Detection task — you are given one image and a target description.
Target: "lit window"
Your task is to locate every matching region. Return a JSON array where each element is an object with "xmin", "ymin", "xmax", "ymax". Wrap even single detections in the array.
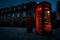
[
  {"xmin": 13, "ymin": 8, "xmax": 16, "ymax": 10},
  {"xmin": 23, "ymin": 12, "xmax": 26, "ymax": 17},
  {"xmin": 12, "ymin": 14, "xmax": 15, "ymax": 18},
  {"xmin": 17, "ymin": 13, "xmax": 20, "ymax": 17},
  {"xmin": 33, "ymin": 13, "xmax": 35, "ymax": 18},
  {"xmin": 7, "ymin": 14, "xmax": 10, "ymax": 19}
]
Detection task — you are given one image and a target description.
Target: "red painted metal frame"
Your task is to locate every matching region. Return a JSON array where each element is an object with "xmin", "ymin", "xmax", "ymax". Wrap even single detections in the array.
[
  {"xmin": 44, "ymin": 7, "xmax": 51, "ymax": 32},
  {"xmin": 36, "ymin": 6, "xmax": 42, "ymax": 35}
]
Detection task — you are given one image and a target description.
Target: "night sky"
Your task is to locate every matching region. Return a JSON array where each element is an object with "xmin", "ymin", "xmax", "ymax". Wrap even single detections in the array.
[{"xmin": 0, "ymin": 0, "xmax": 60, "ymax": 11}]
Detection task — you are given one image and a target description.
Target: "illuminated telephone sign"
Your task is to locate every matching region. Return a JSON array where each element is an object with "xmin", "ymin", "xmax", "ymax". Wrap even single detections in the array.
[
  {"xmin": 44, "ymin": 7, "xmax": 51, "ymax": 32},
  {"xmin": 36, "ymin": 5, "xmax": 42, "ymax": 35}
]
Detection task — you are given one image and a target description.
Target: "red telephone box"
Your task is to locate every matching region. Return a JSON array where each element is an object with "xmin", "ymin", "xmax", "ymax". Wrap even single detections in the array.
[
  {"xmin": 27, "ymin": 16, "xmax": 32, "ymax": 33},
  {"xmin": 36, "ymin": 2, "xmax": 52, "ymax": 36},
  {"xmin": 36, "ymin": 5, "xmax": 43, "ymax": 35}
]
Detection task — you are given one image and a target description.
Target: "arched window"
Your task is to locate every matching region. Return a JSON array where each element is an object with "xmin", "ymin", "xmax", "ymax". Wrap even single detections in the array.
[
  {"xmin": 17, "ymin": 13, "xmax": 20, "ymax": 17},
  {"xmin": 12, "ymin": 14, "xmax": 15, "ymax": 18},
  {"xmin": 23, "ymin": 12, "xmax": 26, "ymax": 17},
  {"xmin": 7, "ymin": 14, "xmax": 10, "ymax": 19}
]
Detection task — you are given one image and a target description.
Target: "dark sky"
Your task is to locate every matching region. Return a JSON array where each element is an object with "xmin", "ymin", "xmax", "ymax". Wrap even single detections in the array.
[{"xmin": 0, "ymin": 0, "xmax": 60, "ymax": 11}]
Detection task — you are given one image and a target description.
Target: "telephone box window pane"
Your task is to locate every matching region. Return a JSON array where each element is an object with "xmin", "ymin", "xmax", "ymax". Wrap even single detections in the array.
[
  {"xmin": 44, "ymin": 7, "xmax": 51, "ymax": 31},
  {"xmin": 36, "ymin": 6, "xmax": 42, "ymax": 35}
]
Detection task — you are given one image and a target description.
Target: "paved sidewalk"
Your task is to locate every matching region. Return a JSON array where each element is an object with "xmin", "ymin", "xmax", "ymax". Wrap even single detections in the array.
[{"xmin": 0, "ymin": 27, "xmax": 60, "ymax": 40}]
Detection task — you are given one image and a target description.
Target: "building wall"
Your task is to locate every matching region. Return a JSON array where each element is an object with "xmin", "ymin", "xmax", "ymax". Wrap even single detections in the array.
[
  {"xmin": 0, "ymin": 2, "xmax": 37, "ymax": 27},
  {"xmin": 57, "ymin": 1, "xmax": 60, "ymax": 20}
]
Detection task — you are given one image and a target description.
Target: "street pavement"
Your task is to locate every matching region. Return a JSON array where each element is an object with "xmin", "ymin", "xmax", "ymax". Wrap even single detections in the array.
[{"xmin": 0, "ymin": 27, "xmax": 60, "ymax": 40}]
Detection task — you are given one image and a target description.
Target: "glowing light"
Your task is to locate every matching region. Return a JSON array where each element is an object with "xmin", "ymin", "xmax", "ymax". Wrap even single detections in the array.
[
  {"xmin": 39, "ymin": 8, "xmax": 42, "ymax": 10},
  {"xmin": 47, "ymin": 11, "xmax": 50, "ymax": 14},
  {"xmin": 45, "ymin": 11, "xmax": 50, "ymax": 13},
  {"xmin": 39, "ymin": 7, "xmax": 42, "ymax": 12},
  {"xmin": 37, "ymin": 7, "xmax": 42, "ymax": 13}
]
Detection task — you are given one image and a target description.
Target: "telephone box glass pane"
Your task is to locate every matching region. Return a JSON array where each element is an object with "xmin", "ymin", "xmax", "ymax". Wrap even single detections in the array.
[
  {"xmin": 44, "ymin": 7, "xmax": 51, "ymax": 31},
  {"xmin": 36, "ymin": 6, "xmax": 42, "ymax": 35}
]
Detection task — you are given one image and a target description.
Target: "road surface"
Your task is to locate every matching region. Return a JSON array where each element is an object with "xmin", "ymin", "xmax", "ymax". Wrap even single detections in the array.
[{"xmin": 0, "ymin": 27, "xmax": 60, "ymax": 40}]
